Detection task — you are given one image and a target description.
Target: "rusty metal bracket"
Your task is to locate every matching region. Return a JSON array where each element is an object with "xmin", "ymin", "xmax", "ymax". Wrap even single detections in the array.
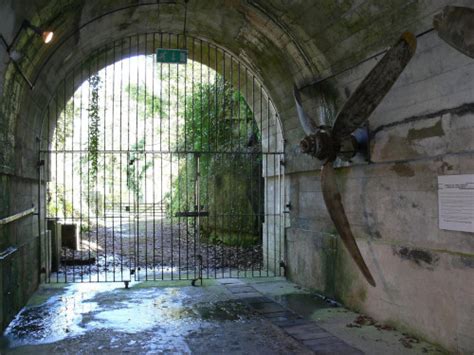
[
  {"xmin": 0, "ymin": 247, "xmax": 18, "ymax": 260},
  {"xmin": 0, "ymin": 207, "xmax": 36, "ymax": 225}
]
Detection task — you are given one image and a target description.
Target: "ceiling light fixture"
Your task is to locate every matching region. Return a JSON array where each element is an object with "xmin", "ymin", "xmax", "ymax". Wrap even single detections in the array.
[
  {"xmin": 0, "ymin": 20, "xmax": 55, "ymax": 89},
  {"xmin": 23, "ymin": 20, "xmax": 54, "ymax": 44}
]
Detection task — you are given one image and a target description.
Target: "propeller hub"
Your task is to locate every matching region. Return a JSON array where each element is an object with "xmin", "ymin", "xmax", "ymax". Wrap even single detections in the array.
[{"xmin": 300, "ymin": 129, "xmax": 338, "ymax": 161}]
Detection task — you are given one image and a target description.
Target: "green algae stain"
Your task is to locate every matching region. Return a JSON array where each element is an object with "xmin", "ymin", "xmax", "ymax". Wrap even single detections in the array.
[
  {"xmin": 407, "ymin": 119, "xmax": 445, "ymax": 142},
  {"xmin": 26, "ymin": 284, "xmax": 68, "ymax": 307},
  {"xmin": 391, "ymin": 163, "xmax": 415, "ymax": 177}
]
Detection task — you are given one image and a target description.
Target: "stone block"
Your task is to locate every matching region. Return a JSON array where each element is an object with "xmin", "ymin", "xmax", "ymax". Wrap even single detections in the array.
[
  {"xmin": 47, "ymin": 219, "xmax": 61, "ymax": 272},
  {"xmin": 40, "ymin": 230, "xmax": 52, "ymax": 276},
  {"xmin": 61, "ymin": 224, "xmax": 79, "ymax": 250}
]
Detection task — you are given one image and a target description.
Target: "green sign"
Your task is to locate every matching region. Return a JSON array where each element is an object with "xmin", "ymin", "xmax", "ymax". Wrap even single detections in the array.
[{"xmin": 156, "ymin": 48, "xmax": 188, "ymax": 64}]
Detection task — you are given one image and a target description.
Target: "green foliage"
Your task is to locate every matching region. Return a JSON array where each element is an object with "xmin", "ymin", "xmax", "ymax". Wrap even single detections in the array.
[
  {"xmin": 126, "ymin": 83, "xmax": 169, "ymax": 121},
  {"xmin": 126, "ymin": 138, "xmax": 152, "ymax": 201},
  {"xmin": 87, "ymin": 74, "xmax": 101, "ymax": 185},
  {"xmin": 55, "ymin": 100, "xmax": 76, "ymax": 149},
  {"xmin": 176, "ymin": 81, "xmax": 255, "ymax": 153},
  {"xmin": 47, "ymin": 184, "xmax": 78, "ymax": 218},
  {"xmin": 168, "ymin": 78, "xmax": 263, "ymax": 243}
]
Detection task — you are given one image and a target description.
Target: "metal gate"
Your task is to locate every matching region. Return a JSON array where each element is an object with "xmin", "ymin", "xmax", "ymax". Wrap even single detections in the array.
[{"xmin": 39, "ymin": 33, "xmax": 285, "ymax": 283}]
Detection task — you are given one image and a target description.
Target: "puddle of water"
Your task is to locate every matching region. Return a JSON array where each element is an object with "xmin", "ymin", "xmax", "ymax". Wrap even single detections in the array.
[
  {"xmin": 272, "ymin": 293, "xmax": 333, "ymax": 317},
  {"xmin": 85, "ymin": 289, "xmax": 193, "ymax": 333},
  {"xmin": 2, "ymin": 282, "xmax": 253, "ymax": 351},
  {"xmin": 2, "ymin": 283, "xmax": 122, "ymax": 348},
  {"xmin": 87, "ymin": 288, "xmax": 251, "ymax": 333},
  {"xmin": 191, "ymin": 301, "xmax": 251, "ymax": 322}
]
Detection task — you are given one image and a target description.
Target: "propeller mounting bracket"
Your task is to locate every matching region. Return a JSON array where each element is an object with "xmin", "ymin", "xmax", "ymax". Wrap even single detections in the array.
[
  {"xmin": 300, "ymin": 129, "xmax": 339, "ymax": 161},
  {"xmin": 339, "ymin": 127, "xmax": 370, "ymax": 162}
]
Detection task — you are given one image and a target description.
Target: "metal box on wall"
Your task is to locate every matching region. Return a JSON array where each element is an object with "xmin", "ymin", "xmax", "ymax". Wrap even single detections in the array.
[{"xmin": 61, "ymin": 224, "xmax": 79, "ymax": 251}]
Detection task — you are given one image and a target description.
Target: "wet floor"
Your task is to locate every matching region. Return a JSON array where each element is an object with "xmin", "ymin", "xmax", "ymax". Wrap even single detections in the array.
[
  {"xmin": 0, "ymin": 280, "xmax": 309, "ymax": 354},
  {"xmin": 0, "ymin": 278, "xmax": 446, "ymax": 354}
]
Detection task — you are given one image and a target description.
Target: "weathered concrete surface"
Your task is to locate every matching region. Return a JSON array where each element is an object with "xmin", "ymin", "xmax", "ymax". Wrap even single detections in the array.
[
  {"xmin": 0, "ymin": 280, "xmax": 308, "ymax": 354},
  {"xmin": 0, "ymin": 0, "xmax": 473, "ymax": 353},
  {"xmin": 1, "ymin": 278, "xmax": 445, "ymax": 354}
]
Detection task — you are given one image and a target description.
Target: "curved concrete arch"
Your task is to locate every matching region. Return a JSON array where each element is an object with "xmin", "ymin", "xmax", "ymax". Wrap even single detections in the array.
[
  {"xmin": 26, "ymin": 1, "xmax": 321, "ymax": 113},
  {"xmin": 4, "ymin": 3, "xmax": 473, "ymax": 352},
  {"xmin": 39, "ymin": 32, "xmax": 285, "ymax": 157},
  {"xmin": 5, "ymin": 1, "xmax": 323, "ymax": 180}
]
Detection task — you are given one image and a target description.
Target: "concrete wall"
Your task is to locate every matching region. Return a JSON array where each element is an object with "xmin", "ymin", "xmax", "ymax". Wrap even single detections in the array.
[
  {"xmin": 0, "ymin": 1, "xmax": 44, "ymax": 331},
  {"xmin": 0, "ymin": 0, "xmax": 473, "ymax": 353},
  {"xmin": 282, "ymin": 2, "xmax": 474, "ymax": 353}
]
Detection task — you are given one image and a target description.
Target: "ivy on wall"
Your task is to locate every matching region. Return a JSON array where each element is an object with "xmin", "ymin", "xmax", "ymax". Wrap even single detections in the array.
[{"xmin": 87, "ymin": 74, "xmax": 101, "ymax": 185}]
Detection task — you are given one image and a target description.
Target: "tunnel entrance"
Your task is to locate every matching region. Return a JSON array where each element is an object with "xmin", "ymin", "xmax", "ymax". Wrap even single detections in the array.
[{"xmin": 38, "ymin": 34, "xmax": 285, "ymax": 283}]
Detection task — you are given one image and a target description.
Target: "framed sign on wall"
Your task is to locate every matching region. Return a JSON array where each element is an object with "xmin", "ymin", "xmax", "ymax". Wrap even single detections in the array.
[{"xmin": 438, "ymin": 174, "xmax": 474, "ymax": 233}]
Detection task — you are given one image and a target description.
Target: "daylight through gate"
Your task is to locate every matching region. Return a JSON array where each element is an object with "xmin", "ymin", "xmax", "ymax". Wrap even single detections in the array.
[{"xmin": 39, "ymin": 33, "xmax": 285, "ymax": 283}]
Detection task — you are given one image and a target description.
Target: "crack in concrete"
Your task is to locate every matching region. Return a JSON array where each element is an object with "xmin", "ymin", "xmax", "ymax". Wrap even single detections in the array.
[{"xmin": 371, "ymin": 102, "xmax": 474, "ymax": 137}]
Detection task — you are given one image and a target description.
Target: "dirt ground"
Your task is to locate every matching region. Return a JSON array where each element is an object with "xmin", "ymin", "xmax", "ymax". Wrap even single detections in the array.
[{"xmin": 57, "ymin": 218, "xmax": 264, "ymax": 281}]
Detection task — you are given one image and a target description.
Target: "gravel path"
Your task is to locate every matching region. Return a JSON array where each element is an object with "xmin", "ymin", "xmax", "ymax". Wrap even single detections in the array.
[{"xmin": 58, "ymin": 218, "xmax": 264, "ymax": 280}]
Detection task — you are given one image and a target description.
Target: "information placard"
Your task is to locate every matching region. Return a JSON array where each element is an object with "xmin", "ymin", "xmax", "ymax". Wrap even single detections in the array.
[
  {"xmin": 156, "ymin": 48, "xmax": 188, "ymax": 64},
  {"xmin": 438, "ymin": 174, "xmax": 474, "ymax": 233}
]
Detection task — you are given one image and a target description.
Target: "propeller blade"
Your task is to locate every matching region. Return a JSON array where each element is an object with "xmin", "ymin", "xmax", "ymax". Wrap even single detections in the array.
[
  {"xmin": 321, "ymin": 163, "xmax": 376, "ymax": 286},
  {"xmin": 434, "ymin": 6, "xmax": 474, "ymax": 59},
  {"xmin": 332, "ymin": 32, "xmax": 417, "ymax": 142},
  {"xmin": 293, "ymin": 85, "xmax": 319, "ymax": 135}
]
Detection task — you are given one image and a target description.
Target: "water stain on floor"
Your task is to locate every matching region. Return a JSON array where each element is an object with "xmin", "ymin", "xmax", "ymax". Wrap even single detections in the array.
[
  {"xmin": 0, "ymin": 282, "xmax": 309, "ymax": 354},
  {"xmin": 272, "ymin": 293, "xmax": 335, "ymax": 316}
]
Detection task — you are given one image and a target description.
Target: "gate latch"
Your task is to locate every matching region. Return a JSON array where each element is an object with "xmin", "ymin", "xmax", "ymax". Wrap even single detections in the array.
[{"xmin": 175, "ymin": 211, "xmax": 209, "ymax": 217}]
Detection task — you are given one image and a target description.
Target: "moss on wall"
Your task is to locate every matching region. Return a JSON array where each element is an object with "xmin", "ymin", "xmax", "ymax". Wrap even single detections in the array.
[
  {"xmin": 168, "ymin": 79, "xmax": 264, "ymax": 247},
  {"xmin": 201, "ymin": 157, "xmax": 264, "ymax": 247}
]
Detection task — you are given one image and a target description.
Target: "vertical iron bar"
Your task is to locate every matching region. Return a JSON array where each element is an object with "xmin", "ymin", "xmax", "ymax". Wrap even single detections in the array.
[
  {"xmin": 244, "ymin": 66, "xmax": 249, "ymax": 279},
  {"xmin": 111, "ymin": 40, "xmax": 116, "ymax": 282},
  {"xmin": 214, "ymin": 45, "xmax": 218, "ymax": 279},
  {"xmin": 87, "ymin": 52, "xmax": 92, "ymax": 282},
  {"xmin": 62, "ymin": 74, "xmax": 67, "ymax": 282},
  {"xmin": 271, "ymin": 98, "xmax": 276, "ymax": 275},
  {"xmin": 251, "ymin": 75, "xmax": 255, "ymax": 278},
  {"xmin": 237, "ymin": 59, "xmax": 241, "ymax": 277},
  {"xmin": 144, "ymin": 33, "xmax": 149, "ymax": 281},
  {"xmin": 221, "ymin": 48, "xmax": 226, "ymax": 278},
  {"xmin": 168, "ymin": 32, "xmax": 174, "ymax": 281},
  {"xmin": 135, "ymin": 34, "xmax": 140, "ymax": 281},
  {"xmin": 257, "ymin": 78, "xmax": 262, "ymax": 277},
  {"xmin": 79, "ymin": 59, "xmax": 84, "ymax": 283},
  {"xmin": 95, "ymin": 49, "xmax": 100, "ymax": 283},
  {"xmin": 229, "ymin": 53, "xmax": 234, "ymax": 278},
  {"xmin": 152, "ymin": 33, "xmax": 157, "ymax": 281},
  {"xmin": 177, "ymin": 33, "xmax": 182, "ymax": 280},
  {"xmin": 71, "ymin": 68, "xmax": 76, "ymax": 282},
  {"xmin": 119, "ymin": 38, "xmax": 124, "ymax": 282},
  {"xmin": 265, "ymin": 87, "xmax": 269, "ymax": 276},
  {"xmin": 103, "ymin": 44, "xmax": 108, "ymax": 282},
  {"xmin": 199, "ymin": 40, "xmax": 204, "ymax": 281},
  {"xmin": 159, "ymin": 33, "xmax": 164, "ymax": 281},
  {"xmin": 45, "ymin": 106, "xmax": 50, "ymax": 283},
  {"xmin": 191, "ymin": 37, "xmax": 196, "ymax": 280},
  {"xmin": 205, "ymin": 40, "xmax": 211, "ymax": 279},
  {"xmin": 183, "ymin": 35, "xmax": 188, "ymax": 280},
  {"xmin": 127, "ymin": 36, "xmax": 132, "ymax": 281}
]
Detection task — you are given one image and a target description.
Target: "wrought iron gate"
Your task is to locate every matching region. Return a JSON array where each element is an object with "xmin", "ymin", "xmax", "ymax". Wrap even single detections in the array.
[{"xmin": 39, "ymin": 33, "xmax": 285, "ymax": 283}]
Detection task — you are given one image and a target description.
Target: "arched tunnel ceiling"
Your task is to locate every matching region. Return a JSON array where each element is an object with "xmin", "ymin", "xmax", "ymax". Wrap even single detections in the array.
[
  {"xmin": 1, "ymin": 0, "xmax": 429, "ymax": 177},
  {"xmin": 7, "ymin": 0, "xmax": 423, "ymax": 106}
]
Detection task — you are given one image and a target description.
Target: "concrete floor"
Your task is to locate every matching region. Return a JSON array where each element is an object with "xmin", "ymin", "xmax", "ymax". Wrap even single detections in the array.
[{"xmin": 0, "ymin": 278, "xmax": 446, "ymax": 354}]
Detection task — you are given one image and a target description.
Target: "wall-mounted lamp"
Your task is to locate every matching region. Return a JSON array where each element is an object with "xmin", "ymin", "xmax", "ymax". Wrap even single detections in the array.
[
  {"xmin": 0, "ymin": 20, "xmax": 55, "ymax": 89},
  {"xmin": 23, "ymin": 20, "xmax": 54, "ymax": 45}
]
